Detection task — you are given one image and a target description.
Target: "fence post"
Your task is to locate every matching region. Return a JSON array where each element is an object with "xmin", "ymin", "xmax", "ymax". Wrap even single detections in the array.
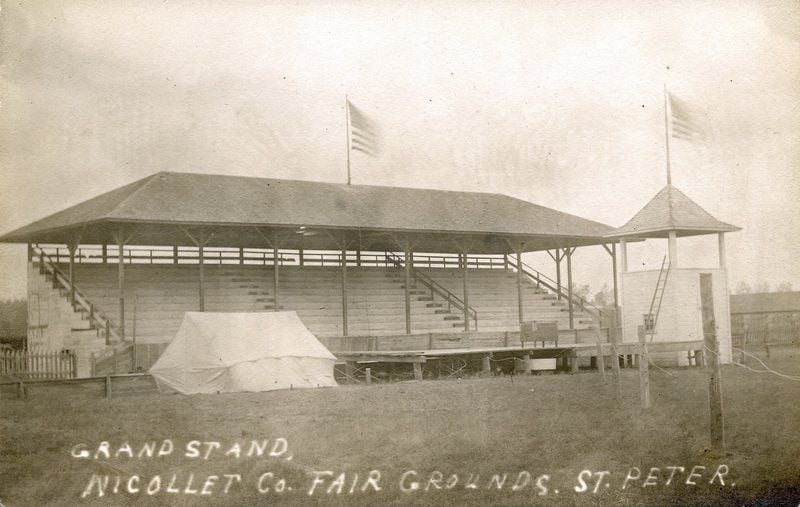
[
  {"xmin": 18, "ymin": 380, "xmax": 25, "ymax": 399},
  {"xmin": 71, "ymin": 352, "xmax": 78, "ymax": 378},
  {"xmin": 105, "ymin": 375, "xmax": 112, "ymax": 399}
]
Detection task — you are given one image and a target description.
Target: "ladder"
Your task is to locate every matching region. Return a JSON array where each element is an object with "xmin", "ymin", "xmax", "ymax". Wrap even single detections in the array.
[{"xmin": 647, "ymin": 256, "xmax": 671, "ymax": 343}]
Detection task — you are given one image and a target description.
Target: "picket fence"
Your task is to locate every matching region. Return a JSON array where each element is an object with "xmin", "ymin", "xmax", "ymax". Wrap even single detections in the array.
[{"xmin": 0, "ymin": 349, "xmax": 77, "ymax": 379}]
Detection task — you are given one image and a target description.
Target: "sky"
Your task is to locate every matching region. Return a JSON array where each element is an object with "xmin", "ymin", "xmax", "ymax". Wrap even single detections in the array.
[{"xmin": 0, "ymin": 0, "xmax": 798, "ymax": 300}]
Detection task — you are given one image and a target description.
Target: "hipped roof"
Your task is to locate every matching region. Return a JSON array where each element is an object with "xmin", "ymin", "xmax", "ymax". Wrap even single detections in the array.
[
  {"xmin": 606, "ymin": 184, "xmax": 740, "ymax": 239},
  {"xmin": 0, "ymin": 171, "xmax": 615, "ymax": 254}
]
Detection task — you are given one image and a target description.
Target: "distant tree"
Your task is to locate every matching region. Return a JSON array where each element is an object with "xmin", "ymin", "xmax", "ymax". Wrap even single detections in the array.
[
  {"xmin": 570, "ymin": 283, "xmax": 591, "ymax": 301},
  {"xmin": 753, "ymin": 282, "xmax": 771, "ymax": 293},
  {"xmin": 735, "ymin": 281, "xmax": 752, "ymax": 294},
  {"xmin": 592, "ymin": 283, "xmax": 614, "ymax": 308},
  {"xmin": 775, "ymin": 282, "xmax": 793, "ymax": 292},
  {"xmin": 0, "ymin": 299, "xmax": 27, "ymax": 344}
]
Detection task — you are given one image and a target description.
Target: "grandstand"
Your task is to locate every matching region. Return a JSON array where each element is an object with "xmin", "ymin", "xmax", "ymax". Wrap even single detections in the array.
[{"xmin": 2, "ymin": 171, "xmax": 617, "ymax": 377}]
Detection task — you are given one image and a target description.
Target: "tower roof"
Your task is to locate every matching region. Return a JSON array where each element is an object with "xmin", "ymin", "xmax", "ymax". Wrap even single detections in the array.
[{"xmin": 606, "ymin": 184, "xmax": 740, "ymax": 239}]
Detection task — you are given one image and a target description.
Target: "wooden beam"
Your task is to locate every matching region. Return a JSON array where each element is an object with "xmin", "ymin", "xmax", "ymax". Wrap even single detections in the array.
[
  {"xmin": 668, "ymin": 230, "xmax": 678, "ymax": 267},
  {"xmin": 516, "ymin": 249, "xmax": 524, "ymax": 325},
  {"xmin": 565, "ymin": 247, "xmax": 574, "ymax": 329},
  {"xmin": 638, "ymin": 325, "xmax": 651, "ymax": 408},
  {"xmin": 113, "ymin": 232, "xmax": 126, "ymax": 341},
  {"xmin": 463, "ymin": 253, "xmax": 470, "ymax": 331},
  {"xmin": 700, "ymin": 272, "xmax": 725, "ymax": 453},
  {"xmin": 555, "ymin": 249, "xmax": 562, "ymax": 300},
  {"xmin": 198, "ymin": 244, "xmax": 205, "ymax": 311},
  {"xmin": 404, "ymin": 243, "xmax": 412, "ymax": 334},
  {"xmin": 67, "ymin": 241, "xmax": 77, "ymax": 306},
  {"xmin": 341, "ymin": 247, "xmax": 348, "ymax": 336},
  {"xmin": 273, "ymin": 243, "xmax": 280, "ymax": 311},
  {"xmin": 718, "ymin": 233, "xmax": 726, "ymax": 269},
  {"xmin": 611, "ymin": 243, "xmax": 619, "ymax": 311}
]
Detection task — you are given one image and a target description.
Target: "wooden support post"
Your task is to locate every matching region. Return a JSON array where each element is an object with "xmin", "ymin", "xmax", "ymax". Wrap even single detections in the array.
[
  {"xmin": 718, "ymin": 233, "xmax": 726, "ymax": 269},
  {"xmin": 341, "ymin": 248, "xmax": 348, "ymax": 337},
  {"xmin": 299, "ymin": 248, "xmax": 304, "ymax": 266},
  {"xmin": 700, "ymin": 272, "xmax": 725, "ymax": 453},
  {"xmin": 516, "ymin": 250, "xmax": 524, "ymax": 325},
  {"xmin": 105, "ymin": 375, "xmax": 112, "ymax": 399},
  {"xmin": 172, "ymin": 245, "xmax": 178, "ymax": 264},
  {"xmin": 412, "ymin": 361, "xmax": 423, "ymax": 381},
  {"xmin": 609, "ymin": 315, "xmax": 621, "ymax": 387},
  {"xmin": 365, "ymin": 367, "xmax": 371, "ymax": 385},
  {"xmin": 522, "ymin": 353, "xmax": 531, "ymax": 375},
  {"xmin": 482, "ymin": 354, "xmax": 491, "ymax": 375},
  {"xmin": 566, "ymin": 248, "xmax": 574, "ymax": 329},
  {"xmin": 356, "ymin": 250, "xmax": 361, "ymax": 267},
  {"xmin": 101, "ymin": 244, "xmax": 108, "ymax": 264},
  {"xmin": 404, "ymin": 245, "xmax": 412, "ymax": 334},
  {"xmin": 67, "ymin": 242, "xmax": 77, "ymax": 307},
  {"xmin": 116, "ymin": 235, "xmax": 125, "ymax": 341},
  {"xmin": 638, "ymin": 325, "xmax": 651, "ymax": 408},
  {"xmin": 668, "ymin": 230, "xmax": 678, "ymax": 267},
  {"xmin": 503, "ymin": 253, "xmax": 509, "ymax": 270},
  {"xmin": 17, "ymin": 380, "xmax": 24, "ymax": 399},
  {"xmin": 345, "ymin": 361, "xmax": 356, "ymax": 382},
  {"xmin": 463, "ymin": 253, "xmax": 470, "ymax": 331},
  {"xmin": 273, "ymin": 244, "xmax": 280, "ymax": 311},
  {"xmin": 570, "ymin": 349, "xmax": 579, "ymax": 374},
  {"xmin": 611, "ymin": 243, "xmax": 619, "ymax": 311},
  {"xmin": 555, "ymin": 249, "xmax": 562, "ymax": 300},
  {"xmin": 595, "ymin": 329, "xmax": 605, "ymax": 378},
  {"xmin": 198, "ymin": 244, "xmax": 205, "ymax": 312}
]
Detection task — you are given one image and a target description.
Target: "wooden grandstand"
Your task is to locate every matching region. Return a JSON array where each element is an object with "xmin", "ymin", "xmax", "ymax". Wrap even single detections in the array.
[{"xmin": 3, "ymin": 171, "xmax": 627, "ymax": 378}]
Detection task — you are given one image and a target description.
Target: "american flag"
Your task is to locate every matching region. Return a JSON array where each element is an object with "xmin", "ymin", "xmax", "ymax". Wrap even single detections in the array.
[
  {"xmin": 347, "ymin": 100, "xmax": 381, "ymax": 156},
  {"xmin": 668, "ymin": 93, "xmax": 703, "ymax": 141}
]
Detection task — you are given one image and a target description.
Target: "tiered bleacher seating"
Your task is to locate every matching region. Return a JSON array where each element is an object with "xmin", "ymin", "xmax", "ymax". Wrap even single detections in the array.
[
  {"xmin": 73, "ymin": 264, "xmax": 460, "ymax": 342},
  {"xmin": 71, "ymin": 264, "xmax": 594, "ymax": 344},
  {"xmin": 421, "ymin": 268, "xmax": 595, "ymax": 332}
]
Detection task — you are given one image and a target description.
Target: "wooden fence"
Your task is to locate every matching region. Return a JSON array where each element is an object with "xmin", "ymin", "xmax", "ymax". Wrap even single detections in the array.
[
  {"xmin": 0, "ymin": 349, "xmax": 77, "ymax": 379},
  {"xmin": 91, "ymin": 343, "xmax": 169, "ymax": 376},
  {"xmin": 732, "ymin": 323, "xmax": 799, "ymax": 348}
]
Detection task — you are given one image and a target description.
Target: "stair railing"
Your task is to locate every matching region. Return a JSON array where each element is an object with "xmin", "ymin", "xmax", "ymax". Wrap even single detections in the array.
[
  {"xmin": 385, "ymin": 252, "xmax": 478, "ymax": 331},
  {"xmin": 32, "ymin": 244, "xmax": 123, "ymax": 345},
  {"xmin": 506, "ymin": 256, "xmax": 608, "ymax": 322}
]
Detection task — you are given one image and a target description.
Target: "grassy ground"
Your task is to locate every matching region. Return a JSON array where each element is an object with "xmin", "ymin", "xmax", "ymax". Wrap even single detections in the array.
[{"xmin": 1, "ymin": 347, "xmax": 799, "ymax": 507}]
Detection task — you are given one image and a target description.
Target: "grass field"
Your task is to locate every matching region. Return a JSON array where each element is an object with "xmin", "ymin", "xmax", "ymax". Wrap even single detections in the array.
[{"xmin": 1, "ymin": 346, "xmax": 799, "ymax": 507}]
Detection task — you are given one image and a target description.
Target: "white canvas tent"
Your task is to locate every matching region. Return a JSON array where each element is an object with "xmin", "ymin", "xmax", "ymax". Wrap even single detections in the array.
[{"xmin": 149, "ymin": 311, "xmax": 337, "ymax": 394}]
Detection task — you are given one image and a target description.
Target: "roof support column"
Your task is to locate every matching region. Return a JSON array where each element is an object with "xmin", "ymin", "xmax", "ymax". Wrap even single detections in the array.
[
  {"xmin": 181, "ymin": 227, "xmax": 214, "ymax": 312},
  {"xmin": 404, "ymin": 245, "xmax": 412, "ymax": 334},
  {"xmin": 66, "ymin": 237, "xmax": 80, "ymax": 307},
  {"xmin": 516, "ymin": 250, "xmax": 524, "ymax": 325},
  {"xmin": 620, "ymin": 239, "xmax": 628, "ymax": 274},
  {"xmin": 668, "ymin": 231, "xmax": 678, "ymax": 268},
  {"xmin": 565, "ymin": 247, "xmax": 575, "ymax": 330},
  {"xmin": 273, "ymin": 244, "xmax": 280, "ymax": 311},
  {"xmin": 602, "ymin": 242, "xmax": 620, "ymax": 322},
  {"xmin": 462, "ymin": 253, "xmax": 470, "ymax": 331},
  {"xmin": 341, "ymin": 247, "xmax": 348, "ymax": 336},
  {"xmin": 555, "ymin": 249, "xmax": 563, "ymax": 300},
  {"xmin": 111, "ymin": 228, "xmax": 135, "ymax": 341},
  {"xmin": 718, "ymin": 233, "xmax": 726, "ymax": 270},
  {"xmin": 254, "ymin": 228, "xmax": 291, "ymax": 313}
]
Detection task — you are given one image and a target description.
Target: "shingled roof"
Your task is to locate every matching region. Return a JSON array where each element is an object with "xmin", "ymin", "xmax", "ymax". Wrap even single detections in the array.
[
  {"xmin": 0, "ymin": 172, "xmax": 615, "ymax": 253},
  {"xmin": 605, "ymin": 184, "xmax": 740, "ymax": 239}
]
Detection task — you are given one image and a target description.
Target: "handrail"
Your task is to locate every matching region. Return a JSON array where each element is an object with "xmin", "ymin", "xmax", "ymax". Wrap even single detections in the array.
[
  {"xmin": 385, "ymin": 252, "xmax": 478, "ymax": 331},
  {"xmin": 32, "ymin": 245, "xmax": 123, "ymax": 345},
  {"xmin": 507, "ymin": 256, "xmax": 607, "ymax": 321}
]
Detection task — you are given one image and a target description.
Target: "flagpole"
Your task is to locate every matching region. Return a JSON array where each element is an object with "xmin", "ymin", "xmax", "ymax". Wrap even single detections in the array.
[
  {"xmin": 664, "ymin": 84, "xmax": 672, "ymax": 185},
  {"xmin": 345, "ymin": 95, "xmax": 352, "ymax": 185}
]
